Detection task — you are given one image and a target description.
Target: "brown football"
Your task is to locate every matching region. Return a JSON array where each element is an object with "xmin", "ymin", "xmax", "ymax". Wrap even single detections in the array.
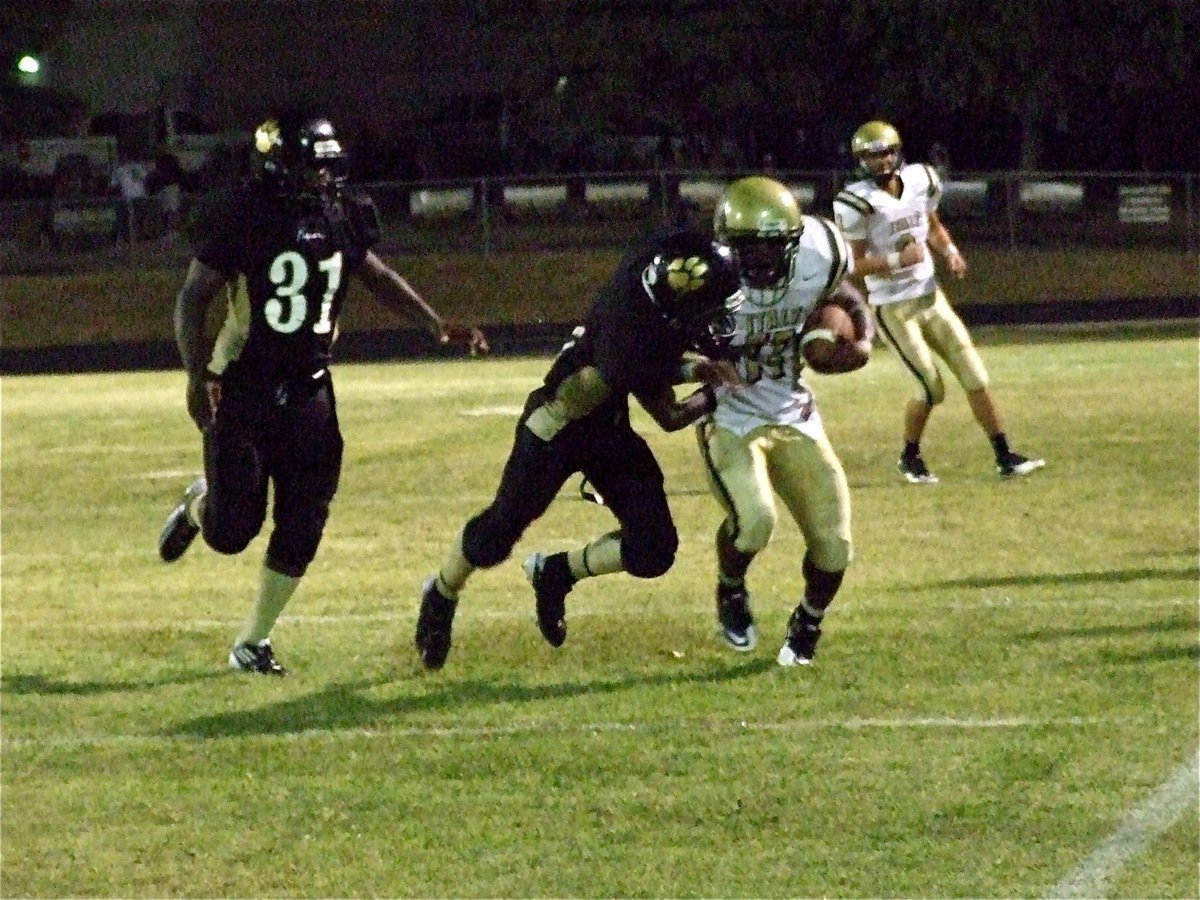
[{"xmin": 800, "ymin": 303, "xmax": 857, "ymax": 372}]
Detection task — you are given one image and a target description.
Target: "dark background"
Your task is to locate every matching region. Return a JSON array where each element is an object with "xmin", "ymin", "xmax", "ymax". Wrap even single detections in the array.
[{"xmin": 2, "ymin": 0, "xmax": 1198, "ymax": 181}]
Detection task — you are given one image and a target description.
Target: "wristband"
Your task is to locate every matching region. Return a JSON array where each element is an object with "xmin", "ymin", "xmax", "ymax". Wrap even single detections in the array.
[
  {"xmin": 943, "ymin": 243, "xmax": 960, "ymax": 259},
  {"xmin": 885, "ymin": 251, "xmax": 902, "ymax": 271},
  {"xmin": 800, "ymin": 328, "xmax": 837, "ymax": 347}
]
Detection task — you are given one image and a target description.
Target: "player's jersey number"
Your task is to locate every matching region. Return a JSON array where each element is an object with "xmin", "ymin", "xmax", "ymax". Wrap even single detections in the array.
[
  {"xmin": 264, "ymin": 250, "xmax": 343, "ymax": 335},
  {"xmin": 739, "ymin": 330, "xmax": 801, "ymax": 384}
]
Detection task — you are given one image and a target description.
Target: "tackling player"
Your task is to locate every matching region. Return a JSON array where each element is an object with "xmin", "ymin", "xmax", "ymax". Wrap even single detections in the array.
[
  {"xmin": 834, "ymin": 120, "xmax": 1044, "ymax": 483},
  {"xmin": 157, "ymin": 111, "xmax": 487, "ymax": 675},
  {"xmin": 702, "ymin": 176, "xmax": 896, "ymax": 666},
  {"xmin": 416, "ymin": 229, "xmax": 745, "ymax": 670}
]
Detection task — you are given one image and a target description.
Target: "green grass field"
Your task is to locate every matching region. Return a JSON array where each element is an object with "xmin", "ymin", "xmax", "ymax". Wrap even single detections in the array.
[{"xmin": 2, "ymin": 328, "xmax": 1197, "ymax": 898}]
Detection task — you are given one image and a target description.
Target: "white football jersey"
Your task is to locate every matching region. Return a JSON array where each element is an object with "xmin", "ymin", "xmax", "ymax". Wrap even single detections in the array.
[
  {"xmin": 713, "ymin": 214, "xmax": 852, "ymax": 438},
  {"xmin": 834, "ymin": 162, "xmax": 942, "ymax": 306}
]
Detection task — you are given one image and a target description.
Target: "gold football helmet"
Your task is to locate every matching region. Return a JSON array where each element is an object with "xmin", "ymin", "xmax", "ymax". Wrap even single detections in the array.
[
  {"xmin": 851, "ymin": 120, "xmax": 903, "ymax": 184},
  {"xmin": 713, "ymin": 176, "xmax": 804, "ymax": 305}
]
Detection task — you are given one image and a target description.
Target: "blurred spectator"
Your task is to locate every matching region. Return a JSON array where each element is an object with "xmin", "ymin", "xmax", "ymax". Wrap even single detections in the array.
[
  {"xmin": 110, "ymin": 159, "xmax": 148, "ymax": 242},
  {"xmin": 146, "ymin": 151, "xmax": 187, "ymax": 242}
]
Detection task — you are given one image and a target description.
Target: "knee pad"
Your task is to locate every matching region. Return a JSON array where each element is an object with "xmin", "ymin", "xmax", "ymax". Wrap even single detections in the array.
[
  {"xmin": 733, "ymin": 507, "xmax": 776, "ymax": 555},
  {"xmin": 916, "ymin": 374, "xmax": 946, "ymax": 406},
  {"xmin": 621, "ymin": 526, "xmax": 678, "ymax": 579},
  {"xmin": 203, "ymin": 523, "xmax": 256, "ymax": 557},
  {"xmin": 461, "ymin": 508, "xmax": 521, "ymax": 569},
  {"xmin": 265, "ymin": 513, "xmax": 327, "ymax": 578},
  {"xmin": 807, "ymin": 535, "xmax": 852, "ymax": 574}
]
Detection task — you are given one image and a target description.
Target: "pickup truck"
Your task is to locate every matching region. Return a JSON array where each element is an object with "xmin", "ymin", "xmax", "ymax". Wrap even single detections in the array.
[
  {"xmin": 89, "ymin": 107, "xmax": 247, "ymax": 176},
  {"xmin": 2, "ymin": 134, "xmax": 117, "ymax": 182},
  {"xmin": 1, "ymin": 107, "xmax": 245, "ymax": 195}
]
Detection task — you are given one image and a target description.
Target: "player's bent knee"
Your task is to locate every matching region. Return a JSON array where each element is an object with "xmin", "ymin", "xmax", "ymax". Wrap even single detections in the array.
[
  {"xmin": 203, "ymin": 526, "xmax": 256, "ymax": 557},
  {"xmin": 461, "ymin": 509, "xmax": 520, "ymax": 569},
  {"xmin": 735, "ymin": 510, "xmax": 776, "ymax": 555},
  {"xmin": 622, "ymin": 530, "xmax": 678, "ymax": 579},
  {"xmin": 809, "ymin": 537, "xmax": 852, "ymax": 573},
  {"xmin": 264, "ymin": 552, "xmax": 307, "ymax": 579},
  {"xmin": 266, "ymin": 526, "xmax": 323, "ymax": 576}
]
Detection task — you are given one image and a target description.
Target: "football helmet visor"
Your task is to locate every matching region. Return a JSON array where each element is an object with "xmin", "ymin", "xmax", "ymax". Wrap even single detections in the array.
[
  {"xmin": 851, "ymin": 120, "xmax": 903, "ymax": 184},
  {"xmin": 641, "ymin": 232, "xmax": 744, "ymax": 340},
  {"xmin": 254, "ymin": 112, "xmax": 348, "ymax": 203},
  {"xmin": 713, "ymin": 176, "xmax": 804, "ymax": 305}
]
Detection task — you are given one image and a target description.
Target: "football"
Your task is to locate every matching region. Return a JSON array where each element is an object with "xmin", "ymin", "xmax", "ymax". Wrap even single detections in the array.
[{"xmin": 800, "ymin": 303, "xmax": 857, "ymax": 373}]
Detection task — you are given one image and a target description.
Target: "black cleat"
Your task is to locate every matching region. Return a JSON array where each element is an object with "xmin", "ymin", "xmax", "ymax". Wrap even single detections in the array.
[
  {"xmin": 158, "ymin": 477, "xmax": 206, "ymax": 562},
  {"xmin": 777, "ymin": 606, "xmax": 823, "ymax": 667},
  {"xmin": 229, "ymin": 639, "xmax": 288, "ymax": 676},
  {"xmin": 897, "ymin": 454, "xmax": 938, "ymax": 484},
  {"xmin": 997, "ymin": 451, "xmax": 1045, "ymax": 478},
  {"xmin": 716, "ymin": 582, "xmax": 756, "ymax": 651},
  {"xmin": 522, "ymin": 552, "xmax": 573, "ymax": 647},
  {"xmin": 415, "ymin": 577, "xmax": 458, "ymax": 670}
]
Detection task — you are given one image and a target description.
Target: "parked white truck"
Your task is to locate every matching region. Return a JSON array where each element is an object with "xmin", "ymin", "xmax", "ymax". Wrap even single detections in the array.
[{"xmin": 2, "ymin": 106, "xmax": 244, "ymax": 195}]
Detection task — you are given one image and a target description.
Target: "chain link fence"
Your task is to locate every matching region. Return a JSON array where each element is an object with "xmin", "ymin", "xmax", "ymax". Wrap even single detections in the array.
[{"xmin": 2, "ymin": 170, "xmax": 1197, "ymax": 276}]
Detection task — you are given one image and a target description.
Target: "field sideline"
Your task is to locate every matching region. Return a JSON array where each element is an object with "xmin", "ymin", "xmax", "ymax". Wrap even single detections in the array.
[{"xmin": 2, "ymin": 330, "xmax": 1197, "ymax": 897}]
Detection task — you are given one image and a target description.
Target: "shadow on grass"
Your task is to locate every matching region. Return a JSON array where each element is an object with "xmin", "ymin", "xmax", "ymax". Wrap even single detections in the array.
[
  {"xmin": 918, "ymin": 565, "xmax": 1200, "ymax": 590},
  {"xmin": 1015, "ymin": 614, "xmax": 1197, "ymax": 642},
  {"xmin": 1101, "ymin": 643, "xmax": 1200, "ymax": 664},
  {"xmin": 164, "ymin": 656, "xmax": 777, "ymax": 740},
  {"xmin": 1, "ymin": 669, "xmax": 224, "ymax": 696}
]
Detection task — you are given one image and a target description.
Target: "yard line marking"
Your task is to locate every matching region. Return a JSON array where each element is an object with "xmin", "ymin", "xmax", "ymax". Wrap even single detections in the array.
[
  {"xmin": 2, "ymin": 714, "xmax": 1124, "ymax": 751},
  {"xmin": 1045, "ymin": 753, "xmax": 1200, "ymax": 899},
  {"xmin": 6, "ymin": 595, "xmax": 1189, "ymax": 632}
]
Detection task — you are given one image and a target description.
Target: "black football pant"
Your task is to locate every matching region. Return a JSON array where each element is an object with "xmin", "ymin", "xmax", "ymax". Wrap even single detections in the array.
[
  {"xmin": 200, "ymin": 381, "xmax": 344, "ymax": 578},
  {"xmin": 462, "ymin": 399, "xmax": 678, "ymax": 579}
]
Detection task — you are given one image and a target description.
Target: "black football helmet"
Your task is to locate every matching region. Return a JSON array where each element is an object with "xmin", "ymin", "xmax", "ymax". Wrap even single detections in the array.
[
  {"xmin": 641, "ymin": 231, "xmax": 744, "ymax": 339},
  {"xmin": 253, "ymin": 112, "xmax": 348, "ymax": 203}
]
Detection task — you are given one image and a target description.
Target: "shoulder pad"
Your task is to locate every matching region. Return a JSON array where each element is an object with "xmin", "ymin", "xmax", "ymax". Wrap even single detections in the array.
[{"xmin": 833, "ymin": 188, "xmax": 874, "ymax": 217}]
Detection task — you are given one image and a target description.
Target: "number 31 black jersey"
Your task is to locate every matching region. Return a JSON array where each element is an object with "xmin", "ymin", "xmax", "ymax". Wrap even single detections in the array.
[{"xmin": 190, "ymin": 180, "xmax": 381, "ymax": 391}]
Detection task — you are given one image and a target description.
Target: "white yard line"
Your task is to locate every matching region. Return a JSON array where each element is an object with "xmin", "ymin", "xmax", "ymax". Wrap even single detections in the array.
[
  {"xmin": 2, "ymin": 713, "xmax": 1118, "ymax": 751},
  {"xmin": 1045, "ymin": 753, "xmax": 1200, "ymax": 899},
  {"xmin": 3, "ymin": 595, "xmax": 1188, "ymax": 633}
]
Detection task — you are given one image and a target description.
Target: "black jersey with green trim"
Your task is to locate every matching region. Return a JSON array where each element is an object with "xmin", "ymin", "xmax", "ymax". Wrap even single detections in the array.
[
  {"xmin": 190, "ymin": 181, "xmax": 381, "ymax": 389},
  {"xmin": 539, "ymin": 229, "xmax": 701, "ymax": 430}
]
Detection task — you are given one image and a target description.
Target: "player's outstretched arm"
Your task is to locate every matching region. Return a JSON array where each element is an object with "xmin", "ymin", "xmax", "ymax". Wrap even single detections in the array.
[
  {"xmin": 358, "ymin": 251, "xmax": 489, "ymax": 355},
  {"xmin": 174, "ymin": 258, "xmax": 227, "ymax": 429},
  {"xmin": 635, "ymin": 382, "xmax": 718, "ymax": 433}
]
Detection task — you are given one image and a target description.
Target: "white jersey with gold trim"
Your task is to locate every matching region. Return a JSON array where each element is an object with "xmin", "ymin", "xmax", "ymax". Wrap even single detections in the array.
[
  {"xmin": 834, "ymin": 162, "xmax": 942, "ymax": 306},
  {"xmin": 712, "ymin": 214, "xmax": 852, "ymax": 438}
]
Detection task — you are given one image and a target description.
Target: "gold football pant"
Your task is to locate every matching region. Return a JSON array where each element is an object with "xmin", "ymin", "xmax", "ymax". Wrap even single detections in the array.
[
  {"xmin": 874, "ymin": 288, "xmax": 989, "ymax": 405},
  {"xmin": 698, "ymin": 420, "xmax": 852, "ymax": 573}
]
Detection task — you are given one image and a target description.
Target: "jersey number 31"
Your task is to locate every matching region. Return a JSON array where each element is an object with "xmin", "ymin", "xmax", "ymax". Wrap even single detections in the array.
[{"xmin": 265, "ymin": 250, "xmax": 342, "ymax": 335}]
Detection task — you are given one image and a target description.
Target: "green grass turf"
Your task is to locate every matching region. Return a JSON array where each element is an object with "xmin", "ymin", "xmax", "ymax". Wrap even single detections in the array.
[{"xmin": 1, "ymin": 329, "xmax": 1197, "ymax": 897}]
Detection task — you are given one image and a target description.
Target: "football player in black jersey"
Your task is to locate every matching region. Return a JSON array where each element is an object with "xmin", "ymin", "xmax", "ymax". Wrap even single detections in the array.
[
  {"xmin": 157, "ymin": 112, "xmax": 487, "ymax": 676},
  {"xmin": 415, "ymin": 230, "xmax": 746, "ymax": 670}
]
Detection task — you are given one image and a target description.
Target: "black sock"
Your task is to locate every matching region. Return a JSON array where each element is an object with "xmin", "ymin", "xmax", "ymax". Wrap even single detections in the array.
[
  {"xmin": 990, "ymin": 432, "xmax": 1010, "ymax": 460},
  {"xmin": 902, "ymin": 441, "xmax": 921, "ymax": 460},
  {"xmin": 547, "ymin": 552, "xmax": 576, "ymax": 590}
]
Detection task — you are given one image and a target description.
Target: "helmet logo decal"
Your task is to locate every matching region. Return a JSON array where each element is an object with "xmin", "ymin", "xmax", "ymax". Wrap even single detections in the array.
[
  {"xmin": 666, "ymin": 255, "xmax": 710, "ymax": 294},
  {"xmin": 255, "ymin": 120, "xmax": 281, "ymax": 154}
]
